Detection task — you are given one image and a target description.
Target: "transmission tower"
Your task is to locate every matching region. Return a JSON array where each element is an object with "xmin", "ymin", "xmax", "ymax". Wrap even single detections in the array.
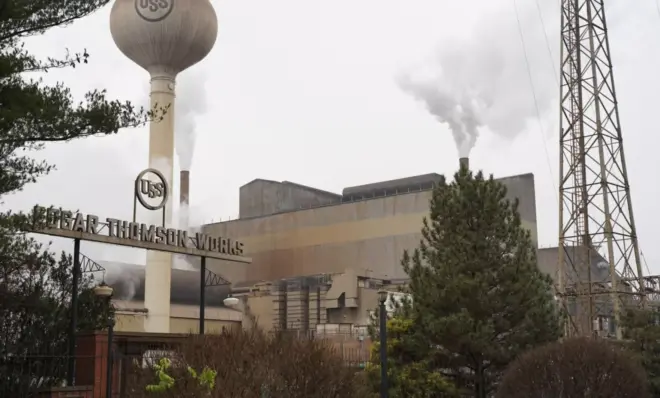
[{"xmin": 557, "ymin": 0, "xmax": 646, "ymax": 340}]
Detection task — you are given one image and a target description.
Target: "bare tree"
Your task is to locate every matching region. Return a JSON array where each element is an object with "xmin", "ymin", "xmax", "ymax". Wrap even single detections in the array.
[{"xmin": 496, "ymin": 337, "xmax": 649, "ymax": 398}]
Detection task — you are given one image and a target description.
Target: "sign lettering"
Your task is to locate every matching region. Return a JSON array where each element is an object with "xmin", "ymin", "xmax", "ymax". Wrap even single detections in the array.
[
  {"xmin": 28, "ymin": 168, "xmax": 248, "ymax": 262},
  {"xmin": 139, "ymin": 179, "xmax": 165, "ymax": 200},
  {"xmin": 33, "ymin": 206, "xmax": 245, "ymax": 257},
  {"xmin": 135, "ymin": 0, "xmax": 174, "ymax": 22}
]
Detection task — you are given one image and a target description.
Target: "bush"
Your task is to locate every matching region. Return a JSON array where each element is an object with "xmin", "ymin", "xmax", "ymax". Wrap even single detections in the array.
[
  {"xmin": 496, "ymin": 337, "xmax": 649, "ymax": 398},
  {"xmin": 365, "ymin": 317, "xmax": 458, "ymax": 397},
  {"xmin": 125, "ymin": 328, "xmax": 367, "ymax": 398}
]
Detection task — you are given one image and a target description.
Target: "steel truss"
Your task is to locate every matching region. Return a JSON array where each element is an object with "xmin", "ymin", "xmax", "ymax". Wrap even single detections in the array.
[
  {"xmin": 79, "ymin": 252, "xmax": 105, "ymax": 274},
  {"xmin": 557, "ymin": 0, "xmax": 645, "ymax": 339}
]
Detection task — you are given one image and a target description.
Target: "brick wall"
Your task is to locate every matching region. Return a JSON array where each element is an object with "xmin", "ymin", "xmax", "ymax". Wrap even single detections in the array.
[{"xmin": 37, "ymin": 386, "xmax": 94, "ymax": 398}]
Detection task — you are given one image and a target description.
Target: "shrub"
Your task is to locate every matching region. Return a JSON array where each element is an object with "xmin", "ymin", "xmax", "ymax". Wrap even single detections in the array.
[
  {"xmin": 126, "ymin": 328, "xmax": 367, "ymax": 398},
  {"xmin": 496, "ymin": 337, "xmax": 649, "ymax": 398}
]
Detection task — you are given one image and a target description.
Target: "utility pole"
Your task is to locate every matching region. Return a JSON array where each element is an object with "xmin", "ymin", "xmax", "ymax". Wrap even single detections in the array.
[{"xmin": 557, "ymin": 0, "xmax": 646, "ymax": 340}]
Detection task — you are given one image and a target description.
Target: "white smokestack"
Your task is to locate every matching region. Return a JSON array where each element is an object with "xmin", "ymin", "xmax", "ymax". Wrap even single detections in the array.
[
  {"xmin": 179, "ymin": 170, "xmax": 190, "ymax": 227},
  {"xmin": 172, "ymin": 169, "xmax": 196, "ymax": 270}
]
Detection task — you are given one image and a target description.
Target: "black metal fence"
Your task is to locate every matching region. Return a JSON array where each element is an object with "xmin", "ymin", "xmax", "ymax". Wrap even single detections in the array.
[
  {"xmin": 0, "ymin": 354, "xmax": 78, "ymax": 397},
  {"xmin": 0, "ymin": 349, "xmax": 169, "ymax": 397}
]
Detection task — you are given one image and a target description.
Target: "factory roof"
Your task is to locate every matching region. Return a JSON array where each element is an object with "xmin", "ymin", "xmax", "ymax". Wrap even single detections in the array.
[
  {"xmin": 212, "ymin": 171, "xmax": 534, "ymax": 224},
  {"xmin": 240, "ymin": 178, "xmax": 341, "ymax": 199},
  {"xmin": 342, "ymin": 173, "xmax": 442, "ymax": 199}
]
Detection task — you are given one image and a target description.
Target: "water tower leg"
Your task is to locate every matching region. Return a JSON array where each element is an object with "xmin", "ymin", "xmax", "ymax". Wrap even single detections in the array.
[{"xmin": 143, "ymin": 73, "xmax": 176, "ymax": 334}]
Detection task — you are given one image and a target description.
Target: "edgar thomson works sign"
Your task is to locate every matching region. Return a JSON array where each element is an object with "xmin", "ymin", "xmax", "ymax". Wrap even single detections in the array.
[{"xmin": 30, "ymin": 168, "xmax": 249, "ymax": 263}]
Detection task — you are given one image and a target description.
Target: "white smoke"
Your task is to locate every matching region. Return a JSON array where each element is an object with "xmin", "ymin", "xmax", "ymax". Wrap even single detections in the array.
[
  {"xmin": 175, "ymin": 70, "xmax": 208, "ymax": 171},
  {"xmin": 173, "ymin": 254, "xmax": 196, "ymax": 270},
  {"xmin": 147, "ymin": 156, "xmax": 195, "ymax": 271},
  {"xmin": 396, "ymin": 1, "xmax": 558, "ymax": 157},
  {"xmin": 178, "ymin": 199, "xmax": 190, "ymax": 233},
  {"xmin": 172, "ymin": 201, "xmax": 195, "ymax": 271},
  {"xmin": 171, "ymin": 195, "xmax": 215, "ymax": 271},
  {"xmin": 103, "ymin": 262, "xmax": 142, "ymax": 301},
  {"xmin": 171, "ymin": 69, "xmax": 208, "ymax": 271}
]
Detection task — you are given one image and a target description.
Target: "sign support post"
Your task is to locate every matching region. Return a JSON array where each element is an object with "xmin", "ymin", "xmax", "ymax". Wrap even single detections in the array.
[
  {"xmin": 199, "ymin": 256, "xmax": 207, "ymax": 335},
  {"xmin": 67, "ymin": 238, "xmax": 81, "ymax": 386}
]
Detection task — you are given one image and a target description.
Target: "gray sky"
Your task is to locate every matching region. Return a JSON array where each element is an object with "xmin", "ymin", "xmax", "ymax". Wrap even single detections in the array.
[{"xmin": 3, "ymin": 0, "xmax": 660, "ymax": 274}]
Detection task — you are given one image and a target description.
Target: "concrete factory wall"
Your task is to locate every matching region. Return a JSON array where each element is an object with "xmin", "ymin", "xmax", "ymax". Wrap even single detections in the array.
[
  {"xmin": 203, "ymin": 173, "xmax": 538, "ymax": 283},
  {"xmin": 239, "ymin": 179, "xmax": 342, "ymax": 219},
  {"xmin": 538, "ymin": 246, "xmax": 624, "ymax": 337},
  {"xmin": 237, "ymin": 271, "xmax": 404, "ymax": 332},
  {"xmin": 112, "ymin": 300, "xmax": 242, "ymax": 334},
  {"xmin": 538, "ymin": 247, "xmax": 612, "ymax": 285}
]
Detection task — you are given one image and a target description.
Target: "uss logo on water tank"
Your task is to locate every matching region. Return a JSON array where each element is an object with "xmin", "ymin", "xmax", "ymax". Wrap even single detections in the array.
[{"xmin": 135, "ymin": 0, "xmax": 174, "ymax": 22}]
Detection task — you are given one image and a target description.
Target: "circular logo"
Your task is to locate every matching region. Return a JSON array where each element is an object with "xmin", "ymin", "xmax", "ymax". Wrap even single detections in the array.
[
  {"xmin": 135, "ymin": 0, "xmax": 174, "ymax": 22},
  {"xmin": 135, "ymin": 168, "xmax": 169, "ymax": 211}
]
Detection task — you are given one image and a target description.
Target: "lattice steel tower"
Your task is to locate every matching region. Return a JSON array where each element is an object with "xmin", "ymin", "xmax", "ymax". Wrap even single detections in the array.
[{"xmin": 557, "ymin": 0, "xmax": 645, "ymax": 340}]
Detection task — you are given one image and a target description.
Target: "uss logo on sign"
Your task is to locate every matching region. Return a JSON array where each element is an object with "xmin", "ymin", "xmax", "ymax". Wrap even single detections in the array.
[
  {"xmin": 135, "ymin": 168, "xmax": 169, "ymax": 211},
  {"xmin": 135, "ymin": 0, "xmax": 174, "ymax": 22}
]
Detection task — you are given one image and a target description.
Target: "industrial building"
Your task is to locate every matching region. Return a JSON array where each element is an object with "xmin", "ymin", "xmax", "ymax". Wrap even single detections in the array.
[
  {"xmin": 108, "ymin": 167, "xmax": 586, "ymax": 337},
  {"xmin": 99, "ymin": 0, "xmax": 645, "ymax": 342}
]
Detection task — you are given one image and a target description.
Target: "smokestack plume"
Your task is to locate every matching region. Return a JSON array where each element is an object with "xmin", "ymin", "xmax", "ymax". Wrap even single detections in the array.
[
  {"xmin": 180, "ymin": 170, "xmax": 190, "ymax": 205},
  {"xmin": 459, "ymin": 157, "xmax": 469, "ymax": 170},
  {"xmin": 395, "ymin": 1, "xmax": 557, "ymax": 158}
]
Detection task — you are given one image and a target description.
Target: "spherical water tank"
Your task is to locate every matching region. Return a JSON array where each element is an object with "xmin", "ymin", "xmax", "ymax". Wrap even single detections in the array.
[{"xmin": 109, "ymin": 0, "xmax": 218, "ymax": 76}]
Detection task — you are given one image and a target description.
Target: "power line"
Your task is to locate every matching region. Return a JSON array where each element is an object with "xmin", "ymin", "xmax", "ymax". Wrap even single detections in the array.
[
  {"xmin": 534, "ymin": 0, "xmax": 560, "ymax": 86},
  {"xmin": 512, "ymin": 0, "xmax": 558, "ymax": 205}
]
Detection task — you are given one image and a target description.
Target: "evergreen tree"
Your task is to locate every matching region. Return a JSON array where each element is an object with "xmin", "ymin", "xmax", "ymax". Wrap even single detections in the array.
[
  {"xmin": 623, "ymin": 308, "xmax": 660, "ymax": 396},
  {"xmin": 366, "ymin": 313, "xmax": 459, "ymax": 398},
  {"xmin": 403, "ymin": 167, "xmax": 561, "ymax": 397},
  {"xmin": 0, "ymin": 0, "xmax": 159, "ymax": 394}
]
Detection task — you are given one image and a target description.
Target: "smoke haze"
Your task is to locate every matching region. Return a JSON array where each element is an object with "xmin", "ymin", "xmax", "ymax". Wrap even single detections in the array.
[
  {"xmin": 175, "ymin": 70, "xmax": 208, "ymax": 171},
  {"xmin": 396, "ymin": 0, "xmax": 558, "ymax": 157}
]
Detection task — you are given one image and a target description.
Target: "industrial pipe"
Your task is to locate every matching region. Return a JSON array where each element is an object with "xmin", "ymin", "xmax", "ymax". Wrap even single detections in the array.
[
  {"xmin": 180, "ymin": 170, "xmax": 190, "ymax": 206},
  {"xmin": 459, "ymin": 157, "xmax": 469, "ymax": 170}
]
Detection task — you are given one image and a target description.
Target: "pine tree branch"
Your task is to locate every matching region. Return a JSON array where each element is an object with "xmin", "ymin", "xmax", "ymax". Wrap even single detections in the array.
[
  {"xmin": 0, "ymin": 13, "xmax": 84, "ymax": 42},
  {"xmin": 0, "ymin": 0, "xmax": 110, "ymax": 41}
]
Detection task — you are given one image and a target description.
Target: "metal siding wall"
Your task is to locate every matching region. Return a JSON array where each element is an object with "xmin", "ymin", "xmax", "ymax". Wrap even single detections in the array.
[{"xmin": 205, "ymin": 174, "xmax": 538, "ymax": 283}]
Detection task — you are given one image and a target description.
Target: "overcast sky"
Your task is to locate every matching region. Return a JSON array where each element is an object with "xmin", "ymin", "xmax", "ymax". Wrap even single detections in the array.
[{"xmin": 2, "ymin": 0, "xmax": 659, "ymax": 274}]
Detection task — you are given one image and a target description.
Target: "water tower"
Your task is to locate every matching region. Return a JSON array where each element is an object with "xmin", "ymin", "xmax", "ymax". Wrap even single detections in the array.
[{"xmin": 109, "ymin": 0, "xmax": 218, "ymax": 333}]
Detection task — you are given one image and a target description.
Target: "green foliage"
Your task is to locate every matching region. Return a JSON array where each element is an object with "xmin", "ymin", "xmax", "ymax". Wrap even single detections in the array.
[
  {"xmin": 0, "ymin": 1, "xmax": 164, "ymax": 198},
  {"xmin": 366, "ymin": 317, "xmax": 458, "ymax": 398},
  {"xmin": 0, "ymin": 0, "xmax": 158, "ymax": 395},
  {"xmin": 187, "ymin": 365, "xmax": 217, "ymax": 391},
  {"xmin": 145, "ymin": 358, "xmax": 176, "ymax": 393},
  {"xmin": 145, "ymin": 357, "xmax": 217, "ymax": 394},
  {"xmin": 623, "ymin": 308, "xmax": 660, "ymax": 396},
  {"xmin": 374, "ymin": 167, "xmax": 561, "ymax": 396}
]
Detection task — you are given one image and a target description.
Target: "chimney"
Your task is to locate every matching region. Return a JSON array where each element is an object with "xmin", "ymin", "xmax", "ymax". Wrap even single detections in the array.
[
  {"xmin": 459, "ymin": 157, "xmax": 469, "ymax": 170},
  {"xmin": 180, "ymin": 170, "xmax": 190, "ymax": 205}
]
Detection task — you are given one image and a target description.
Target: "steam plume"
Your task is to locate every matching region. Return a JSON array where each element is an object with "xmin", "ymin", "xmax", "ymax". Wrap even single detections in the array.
[
  {"xmin": 175, "ymin": 70, "xmax": 208, "ymax": 171},
  {"xmin": 396, "ymin": 1, "xmax": 557, "ymax": 157}
]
